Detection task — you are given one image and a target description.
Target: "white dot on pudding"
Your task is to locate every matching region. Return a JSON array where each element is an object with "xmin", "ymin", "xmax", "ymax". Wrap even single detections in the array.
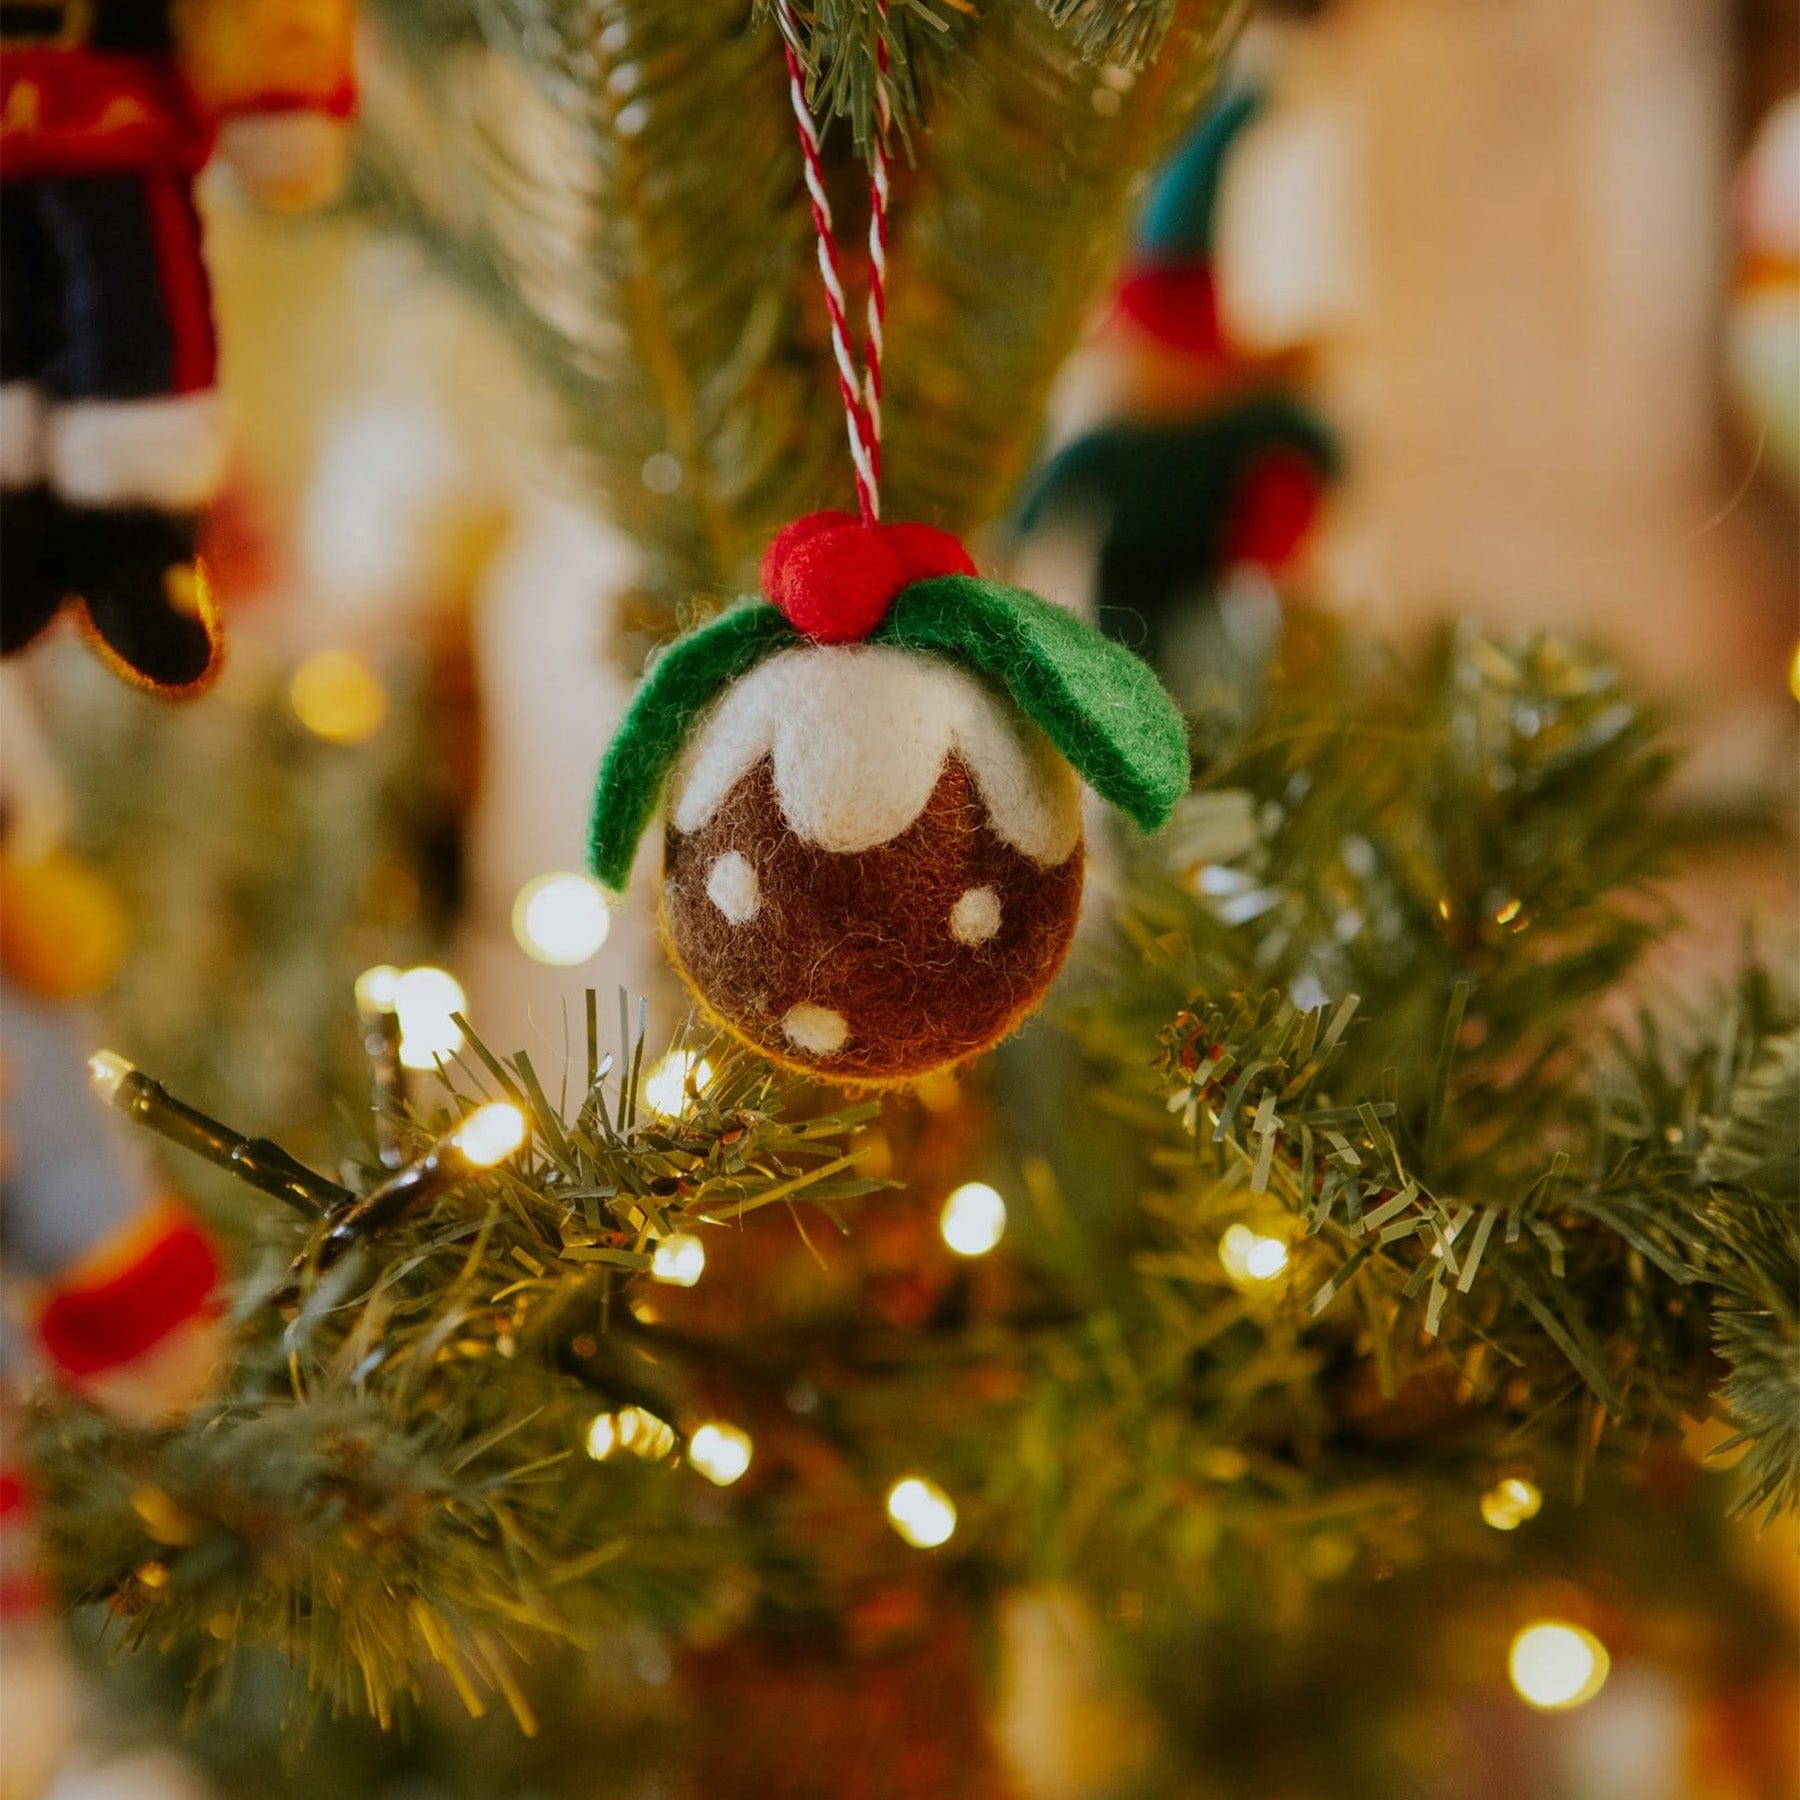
[
  {"xmin": 782, "ymin": 1004, "xmax": 848, "ymax": 1056},
  {"xmin": 705, "ymin": 851, "xmax": 760, "ymax": 923},
  {"xmin": 949, "ymin": 886, "xmax": 1001, "ymax": 945}
]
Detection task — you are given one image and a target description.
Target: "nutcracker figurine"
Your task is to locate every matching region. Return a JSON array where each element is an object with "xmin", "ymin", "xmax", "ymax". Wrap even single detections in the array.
[{"xmin": 0, "ymin": 0, "xmax": 355, "ymax": 694}]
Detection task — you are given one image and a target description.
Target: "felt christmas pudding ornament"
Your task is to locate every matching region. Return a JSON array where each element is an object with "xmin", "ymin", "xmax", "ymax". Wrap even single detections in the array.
[
  {"xmin": 585, "ymin": 0, "xmax": 1185, "ymax": 1082},
  {"xmin": 0, "ymin": 0, "xmax": 356, "ymax": 696},
  {"xmin": 588, "ymin": 512, "xmax": 1189, "ymax": 1083}
]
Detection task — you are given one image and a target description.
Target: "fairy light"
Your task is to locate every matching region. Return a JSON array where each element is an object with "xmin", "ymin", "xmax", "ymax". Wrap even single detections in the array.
[
  {"xmin": 354, "ymin": 964, "xmax": 400, "ymax": 1012},
  {"xmin": 585, "ymin": 1407, "xmax": 677, "ymax": 1463},
  {"xmin": 1508, "ymin": 1622, "xmax": 1610, "ymax": 1710},
  {"xmin": 886, "ymin": 1475, "xmax": 957, "ymax": 1548},
  {"xmin": 687, "ymin": 1422, "xmax": 753, "ymax": 1487},
  {"xmin": 643, "ymin": 1050, "xmax": 712, "ymax": 1118},
  {"xmin": 512, "ymin": 871, "xmax": 611, "ymax": 966},
  {"xmin": 940, "ymin": 1182, "xmax": 1007, "ymax": 1257},
  {"xmin": 1480, "ymin": 1475, "xmax": 1544, "ymax": 1532},
  {"xmin": 391, "ymin": 965, "xmax": 467, "ymax": 1071},
  {"xmin": 86, "ymin": 1048, "xmax": 133, "ymax": 1104},
  {"xmin": 455, "ymin": 1102, "xmax": 527, "ymax": 1168},
  {"xmin": 651, "ymin": 1233, "xmax": 706, "ymax": 1287},
  {"xmin": 289, "ymin": 649, "xmax": 387, "ymax": 745},
  {"xmin": 1220, "ymin": 1222, "xmax": 1289, "ymax": 1286},
  {"xmin": 316, "ymin": 1098, "xmax": 531, "ymax": 1266}
]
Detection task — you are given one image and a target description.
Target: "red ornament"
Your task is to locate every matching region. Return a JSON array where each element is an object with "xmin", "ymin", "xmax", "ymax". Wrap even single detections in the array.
[
  {"xmin": 1222, "ymin": 448, "xmax": 1323, "ymax": 572},
  {"xmin": 1115, "ymin": 261, "xmax": 1227, "ymax": 360},
  {"xmin": 761, "ymin": 510, "xmax": 974, "ymax": 644}
]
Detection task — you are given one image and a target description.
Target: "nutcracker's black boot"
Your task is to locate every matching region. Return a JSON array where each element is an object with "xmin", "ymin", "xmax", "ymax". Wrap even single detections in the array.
[
  {"xmin": 59, "ymin": 504, "xmax": 222, "ymax": 694},
  {"xmin": 1, "ymin": 485, "xmax": 68, "ymax": 656}
]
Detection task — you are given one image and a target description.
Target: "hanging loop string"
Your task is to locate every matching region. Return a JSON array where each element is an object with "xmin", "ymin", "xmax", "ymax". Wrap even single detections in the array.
[
  {"xmin": 774, "ymin": 0, "xmax": 892, "ymax": 524},
  {"xmin": 861, "ymin": 5, "xmax": 892, "ymax": 491}
]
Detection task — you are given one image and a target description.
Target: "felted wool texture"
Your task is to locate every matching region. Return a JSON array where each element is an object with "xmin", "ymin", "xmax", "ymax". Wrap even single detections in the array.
[
  {"xmin": 661, "ymin": 756, "xmax": 1083, "ymax": 1084},
  {"xmin": 761, "ymin": 510, "xmax": 977, "ymax": 643},
  {"xmin": 587, "ymin": 601, "xmax": 799, "ymax": 890},
  {"xmin": 873, "ymin": 576, "xmax": 1191, "ymax": 835},
  {"xmin": 668, "ymin": 644, "xmax": 1082, "ymax": 865}
]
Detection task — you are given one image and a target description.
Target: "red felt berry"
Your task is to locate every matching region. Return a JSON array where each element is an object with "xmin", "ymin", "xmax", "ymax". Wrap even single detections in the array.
[
  {"xmin": 762, "ymin": 511, "xmax": 977, "ymax": 644},
  {"xmin": 883, "ymin": 522, "xmax": 977, "ymax": 586}
]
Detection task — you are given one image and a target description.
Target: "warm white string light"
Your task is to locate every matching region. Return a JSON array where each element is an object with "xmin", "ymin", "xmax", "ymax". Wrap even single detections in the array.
[
  {"xmin": 940, "ymin": 1182, "xmax": 1007, "ymax": 1257},
  {"xmin": 886, "ymin": 1475, "xmax": 957, "ymax": 1548}
]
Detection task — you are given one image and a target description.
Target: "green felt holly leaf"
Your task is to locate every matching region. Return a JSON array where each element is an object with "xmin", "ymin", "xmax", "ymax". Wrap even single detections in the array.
[
  {"xmin": 873, "ymin": 576, "xmax": 1191, "ymax": 834},
  {"xmin": 586, "ymin": 576, "xmax": 1191, "ymax": 891},
  {"xmin": 587, "ymin": 602, "xmax": 798, "ymax": 890}
]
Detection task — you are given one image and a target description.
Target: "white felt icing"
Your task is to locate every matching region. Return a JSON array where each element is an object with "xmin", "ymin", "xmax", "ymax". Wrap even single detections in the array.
[
  {"xmin": 949, "ymin": 886, "xmax": 1001, "ymax": 945},
  {"xmin": 705, "ymin": 850, "xmax": 760, "ymax": 923},
  {"xmin": 49, "ymin": 393, "xmax": 226, "ymax": 510},
  {"xmin": 782, "ymin": 1004, "xmax": 848, "ymax": 1055},
  {"xmin": 669, "ymin": 645, "xmax": 1081, "ymax": 865}
]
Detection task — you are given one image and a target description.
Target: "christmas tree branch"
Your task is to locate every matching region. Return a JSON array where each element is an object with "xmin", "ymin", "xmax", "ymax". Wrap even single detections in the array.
[
  {"xmin": 351, "ymin": 1, "xmax": 1245, "ymax": 615},
  {"xmin": 883, "ymin": 0, "xmax": 1246, "ymax": 529},
  {"xmin": 26, "ymin": 1007, "xmax": 882, "ymax": 1724},
  {"xmin": 30, "ymin": 625, "xmax": 1791, "ymax": 1724},
  {"xmin": 358, "ymin": 0, "xmax": 829, "ymax": 604}
]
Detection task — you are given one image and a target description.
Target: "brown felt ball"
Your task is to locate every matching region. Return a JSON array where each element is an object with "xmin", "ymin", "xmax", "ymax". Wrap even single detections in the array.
[{"xmin": 658, "ymin": 644, "xmax": 1084, "ymax": 1084}]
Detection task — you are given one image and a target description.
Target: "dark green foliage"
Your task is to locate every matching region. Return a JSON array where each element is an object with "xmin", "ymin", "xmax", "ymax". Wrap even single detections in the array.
[
  {"xmin": 881, "ymin": 0, "xmax": 1246, "ymax": 532},
  {"xmin": 25, "ymin": 1010, "xmax": 882, "ymax": 1725},
  {"xmin": 354, "ymin": 1, "xmax": 1247, "ymax": 614},
  {"xmin": 27, "ymin": 623, "xmax": 1794, "ymax": 1734}
]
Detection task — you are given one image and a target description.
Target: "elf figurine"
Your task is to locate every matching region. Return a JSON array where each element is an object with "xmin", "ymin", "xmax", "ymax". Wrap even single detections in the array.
[
  {"xmin": 0, "ymin": 0, "xmax": 356, "ymax": 695},
  {"xmin": 1018, "ymin": 82, "xmax": 1340, "ymax": 695}
]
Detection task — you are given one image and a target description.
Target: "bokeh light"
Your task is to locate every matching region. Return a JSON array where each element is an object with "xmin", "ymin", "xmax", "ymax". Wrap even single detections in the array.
[
  {"xmin": 886, "ymin": 1476, "xmax": 957, "ymax": 1548},
  {"xmin": 1509, "ymin": 1622, "xmax": 1610, "ymax": 1710},
  {"xmin": 1480, "ymin": 1476, "xmax": 1544, "ymax": 1532},
  {"xmin": 1220, "ymin": 1222, "xmax": 1290, "ymax": 1286},
  {"xmin": 688, "ymin": 1422, "xmax": 753, "ymax": 1486},
  {"xmin": 455, "ymin": 1102, "xmax": 527, "ymax": 1168},
  {"xmin": 392, "ymin": 966, "xmax": 467, "ymax": 1071},
  {"xmin": 651, "ymin": 1233, "xmax": 706, "ymax": 1287},
  {"xmin": 940, "ymin": 1182, "xmax": 1007, "ymax": 1257},
  {"xmin": 512, "ymin": 871, "xmax": 611, "ymax": 966},
  {"xmin": 289, "ymin": 649, "xmax": 388, "ymax": 745},
  {"xmin": 586, "ymin": 1407, "xmax": 677, "ymax": 1463},
  {"xmin": 643, "ymin": 1050, "xmax": 712, "ymax": 1117}
]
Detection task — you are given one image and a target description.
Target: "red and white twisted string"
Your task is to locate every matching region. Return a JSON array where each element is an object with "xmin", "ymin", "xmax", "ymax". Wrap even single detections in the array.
[{"xmin": 774, "ymin": 0, "xmax": 893, "ymax": 523}]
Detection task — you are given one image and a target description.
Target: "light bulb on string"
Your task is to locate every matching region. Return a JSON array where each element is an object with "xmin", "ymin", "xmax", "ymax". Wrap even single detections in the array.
[
  {"xmin": 1220, "ymin": 1222, "xmax": 1289, "ymax": 1287},
  {"xmin": 1480, "ymin": 1476, "xmax": 1543, "ymax": 1532},
  {"xmin": 354, "ymin": 965, "xmax": 400, "ymax": 1013},
  {"xmin": 315, "ymin": 1099, "xmax": 529, "ymax": 1269},
  {"xmin": 940, "ymin": 1182, "xmax": 1007, "ymax": 1257},
  {"xmin": 886, "ymin": 1475, "xmax": 957, "ymax": 1548},
  {"xmin": 512, "ymin": 872, "xmax": 611, "ymax": 966},
  {"xmin": 688, "ymin": 1422, "xmax": 753, "ymax": 1486},
  {"xmin": 651, "ymin": 1233, "xmax": 706, "ymax": 1287},
  {"xmin": 643, "ymin": 1050, "xmax": 712, "ymax": 1118}
]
